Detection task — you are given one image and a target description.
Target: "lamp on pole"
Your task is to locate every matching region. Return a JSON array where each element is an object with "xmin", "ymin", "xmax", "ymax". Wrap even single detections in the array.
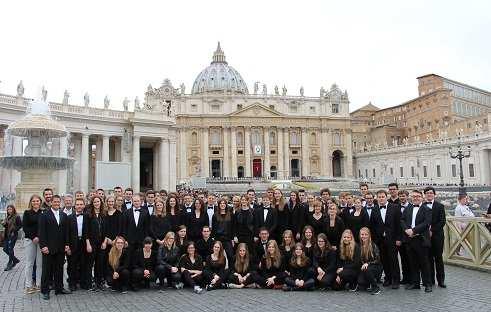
[{"xmin": 449, "ymin": 135, "xmax": 471, "ymax": 194}]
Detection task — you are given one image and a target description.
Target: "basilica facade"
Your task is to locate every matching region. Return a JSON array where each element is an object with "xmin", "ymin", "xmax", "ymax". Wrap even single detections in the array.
[{"xmin": 0, "ymin": 43, "xmax": 353, "ymax": 194}]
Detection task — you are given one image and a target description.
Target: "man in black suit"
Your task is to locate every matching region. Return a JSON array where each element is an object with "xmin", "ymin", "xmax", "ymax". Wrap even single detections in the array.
[
  {"xmin": 122, "ymin": 188, "xmax": 134, "ymax": 212},
  {"xmin": 364, "ymin": 191, "xmax": 379, "ymax": 231},
  {"xmin": 67, "ymin": 198, "xmax": 91, "ymax": 291},
  {"xmin": 253, "ymin": 196, "xmax": 277, "ymax": 240},
  {"xmin": 401, "ymin": 189, "xmax": 432, "ymax": 293},
  {"xmin": 121, "ymin": 194, "xmax": 150, "ymax": 258},
  {"xmin": 181, "ymin": 194, "xmax": 195, "ymax": 214},
  {"xmin": 253, "ymin": 228, "xmax": 270, "ymax": 265},
  {"xmin": 397, "ymin": 190, "xmax": 411, "ymax": 285},
  {"xmin": 424, "ymin": 186, "xmax": 447, "ymax": 288},
  {"xmin": 39, "ymin": 195, "xmax": 71, "ymax": 300},
  {"xmin": 142, "ymin": 190, "xmax": 156, "ymax": 215},
  {"xmin": 196, "ymin": 226, "xmax": 214, "ymax": 260},
  {"xmin": 372, "ymin": 190, "xmax": 401, "ymax": 289},
  {"xmin": 206, "ymin": 194, "xmax": 217, "ymax": 230}
]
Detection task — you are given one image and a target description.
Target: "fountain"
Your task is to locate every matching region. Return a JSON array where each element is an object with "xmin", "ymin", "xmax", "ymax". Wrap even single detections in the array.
[{"xmin": 0, "ymin": 92, "xmax": 73, "ymax": 212}]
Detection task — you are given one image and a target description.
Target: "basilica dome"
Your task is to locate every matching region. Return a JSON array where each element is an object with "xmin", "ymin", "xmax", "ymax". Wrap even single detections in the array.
[{"xmin": 191, "ymin": 42, "xmax": 249, "ymax": 95}]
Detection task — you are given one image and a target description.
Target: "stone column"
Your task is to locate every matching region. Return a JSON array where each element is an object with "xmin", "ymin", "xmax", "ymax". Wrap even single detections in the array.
[
  {"xmin": 277, "ymin": 127, "xmax": 284, "ymax": 179},
  {"xmin": 223, "ymin": 127, "xmax": 230, "ymax": 177},
  {"xmin": 58, "ymin": 137, "xmax": 68, "ymax": 194},
  {"xmin": 120, "ymin": 137, "xmax": 129, "ymax": 162},
  {"xmin": 479, "ymin": 149, "xmax": 490, "ymax": 185},
  {"xmin": 320, "ymin": 128, "xmax": 329, "ymax": 176},
  {"xmin": 169, "ymin": 138, "xmax": 177, "ymax": 191},
  {"xmin": 160, "ymin": 138, "xmax": 169, "ymax": 191},
  {"xmin": 263, "ymin": 127, "xmax": 270, "ymax": 178},
  {"xmin": 301, "ymin": 128, "xmax": 310, "ymax": 176},
  {"xmin": 201, "ymin": 128, "xmax": 209, "ymax": 177},
  {"xmin": 244, "ymin": 126, "xmax": 252, "ymax": 177},
  {"xmin": 230, "ymin": 127, "xmax": 238, "ymax": 177},
  {"xmin": 153, "ymin": 142, "xmax": 159, "ymax": 190},
  {"xmin": 179, "ymin": 128, "xmax": 187, "ymax": 180},
  {"xmin": 345, "ymin": 130, "xmax": 353, "ymax": 177},
  {"xmin": 80, "ymin": 134, "xmax": 89, "ymax": 193},
  {"xmin": 102, "ymin": 135, "xmax": 110, "ymax": 162},
  {"xmin": 132, "ymin": 135, "xmax": 140, "ymax": 192},
  {"xmin": 283, "ymin": 127, "xmax": 290, "ymax": 177},
  {"xmin": 326, "ymin": 129, "xmax": 333, "ymax": 176}
]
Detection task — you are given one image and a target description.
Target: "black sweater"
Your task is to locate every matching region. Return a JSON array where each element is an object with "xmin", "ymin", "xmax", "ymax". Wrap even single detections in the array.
[
  {"xmin": 288, "ymin": 259, "xmax": 312, "ymax": 280},
  {"xmin": 150, "ymin": 215, "xmax": 172, "ymax": 241},
  {"xmin": 233, "ymin": 208, "xmax": 254, "ymax": 240},
  {"xmin": 107, "ymin": 249, "xmax": 131, "ymax": 275},
  {"xmin": 259, "ymin": 256, "xmax": 287, "ymax": 279},
  {"xmin": 211, "ymin": 214, "xmax": 233, "ymax": 241},
  {"xmin": 313, "ymin": 248, "xmax": 337, "ymax": 273},
  {"xmin": 103, "ymin": 210, "xmax": 122, "ymax": 240},
  {"xmin": 22, "ymin": 209, "xmax": 41, "ymax": 239},
  {"xmin": 185, "ymin": 211, "xmax": 209, "ymax": 241},
  {"xmin": 157, "ymin": 245, "xmax": 181, "ymax": 269},
  {"xmin": 133, "ymin": 248, "xmax": 157, "ymax": 271},
  {"xmin": 337, "ymin": 245, "xmax": 362, "ymax": 273},
  {"xmin": 325, "ymin": 217, "xmax": 345, "ymax": 248},
  {"xmin": 204, "ymin": 255, "xmax": 226, "ymax": 277},
  {"xmin": 179, "ymin": 254, "xmax": 204, "ymax": 271}
]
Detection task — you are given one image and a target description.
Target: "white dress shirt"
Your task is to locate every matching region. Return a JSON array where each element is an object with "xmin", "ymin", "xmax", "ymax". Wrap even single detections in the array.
[
  {"xmin": 365, "ymin": 206, "xmax": 373, "ymax": 218},
  {"xmin": 207, "ymin": 207, "xmax": 214, "ymax": 229},
  {"xmin": 133, "ymin": 208, "xmax": 140, "ymax": 225},
  {"xmin": 147, "ymin": 204, "xmax": 154, "ymax": 216},
  {"xmin": 426, "ymin": 201, "xmax": 434, "ymax": 210},
  {"xmin": 380, "ymin": 205, "xmax": 387, "ymax": 223},
  {"xmin": 52, "ymin": 208, "xmax": 60, "ymax": 225},
  {"xmin": 263, "ymin": 206, "xmax": 270, "ymax": 222},
  {"xmin": 76, "ymin": 213, "xmax": 84, "ymax": 237},
  {"xmin": 411, "ymin": 206, "xmax": 420, "ymax": 228}
]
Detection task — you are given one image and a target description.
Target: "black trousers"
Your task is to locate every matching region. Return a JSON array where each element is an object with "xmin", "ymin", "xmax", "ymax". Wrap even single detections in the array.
[
  {"xmin": 131, "ymin": 268, "xmax": 156, "ymax": 287},
  {"xmin": 67, "ymin": 240, "xmax": 91, "ymax": 288},
  {"xmin": 155, "ymin": 265, "xmax": 182, "ymax": 286},
  {"xmin": 88, "ymin": 244, "xmax": 105, "ymax": 285},
  {"xmin": 220, "ymin": 240, "xmax": 235, "ymax": 264},
  {"xmin": 380, "ymin": 237, "xmax": 400, "ymax": 284},
  {"xmin": 406, "ymin": 238, "xmax": 431, "ymax": 287},
  {"xmin": 41, "ymin": 252, "xmax": 65, "ymax": 294},
  {"xmin": 429, "ymin": 232, "xmax": 445, "ymax": 285},
  {"xmin": 181, "ymin": 270, "xmax": 204, "ymax": 287},
  {"xmin": 397, "ymin": 243, "xmax": 411, "ymax": 283},
  {"xmin": 316, "ymin": 271, "xmax": 337, "ymax": 288},
  {"xmin": 256, "ymin": 274, "xmax": 285, "ymax": 288},
  {"xmin": 337, "ymin": 268, "xmax": 359, "ymax": 287},
  {"xmin": 203, "ymin": 269, "xmax": 227, "ymax": 287},
  {"xmin": 227, "ymin": 271, "xmax": 261, "ymax": 286},
  {"xmin": 106, "ymin": 269, "xmax": 130, "ymax": 290},
  {"xmin": 285, "ymin": 276, "xmax": 315, "ymax": 290},
  {"xmin": 358, "ymin": 264, "xmax": 382, "ymax": 288}
]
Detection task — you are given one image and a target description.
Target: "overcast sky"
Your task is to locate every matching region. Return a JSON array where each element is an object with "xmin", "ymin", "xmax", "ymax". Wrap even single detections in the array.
[{"xmin": 1, "ymin": 0, "xmax": 490, "ymax": 112}]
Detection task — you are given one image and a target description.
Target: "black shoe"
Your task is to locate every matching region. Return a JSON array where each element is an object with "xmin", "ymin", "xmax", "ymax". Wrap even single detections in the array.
[
  {"xmin": 438, "ymin": 283, "xmax": 447, "ymax": 288},
  {"xmin": 382, "ymin": 280, "xmax": 391, "ymax": 287},
  {"xmin": 42, "ymin": 293, "xmax": 50, "ymax": 300},
  {"xmin": 69, "ymin": 285, "xmax": 77, "ymax": 292},
  {"xmin": 371, "ymin": 286, "xmax": 381, "ymax": 295},
  {"xmin": 4, "ymin": 264, "xmax": 12, "ymax": 271},
  {"xmin": 405, "ymin": 284, "xmax": 421, "ymax": 290},
  {"xmin": 391, "ymin": 283, "xmax": 400, "ymax": 289},
  {"xmin": 55, "ymin": 289, "xmax": 72, "ymax": 295},
  {"xmin": 121, "ymin": 287, "xmax": 128, "ymax": 294},
  {"xmin": 425, "ymin": 286, "xmax": 432, "ymax": 293}
]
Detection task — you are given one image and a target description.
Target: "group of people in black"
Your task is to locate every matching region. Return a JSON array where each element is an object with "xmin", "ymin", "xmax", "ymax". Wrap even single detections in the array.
[{"xmin": 13, "ymin": 182, "xmax": 446, "ymax": 300}]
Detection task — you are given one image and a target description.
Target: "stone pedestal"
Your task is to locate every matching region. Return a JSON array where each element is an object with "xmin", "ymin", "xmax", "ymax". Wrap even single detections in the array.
[{"xmin": 15, "ymin": 169, "xmax": 56, "ymax": 212}]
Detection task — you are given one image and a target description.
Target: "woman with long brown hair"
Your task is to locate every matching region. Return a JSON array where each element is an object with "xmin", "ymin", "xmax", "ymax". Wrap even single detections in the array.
[
  {"xmin": 257, "ymin": 240, "xmax": 287, "ymax": 288},
  {"xmin": 150, "ymin": 199, "xmax": 171, "ymax": 249},
  {"xmin": 273, "ymin": 189, "xmax": 289, "ymax": 242},
  {"xmin": 358, "ymin": 227, "xmax": 382, "ymax": 294},
  {"xmin": 227, "ymin": 243, "xmax": 260, "ymax": 288},
  {"xmin": 288, "ymin": 191, "xmax": 305, "ymax": 241},
  {"xmin": 283, "ymin": 242, "xmax": 315, "ymax": 291},
  {"xmin": 203, "ymin": 240, "xmax": 228, "ymax": 290},
  {"xmin": 335, "ymin": 229, "xmax": 361, "ymax": 290},
  {"xmin": 212, "ymin": 199, "xmax": 234, "ymax": 263},
  {"xmin": 185, "ymin": 198, "xmax": 209, "ymax": 242},
  {"xmin": 279, "ymin": 229, "xmax": 295, "ymax": 264},
  {"xmin": 106, "ymin": 236, "xmax": 130, "ymax": 293},
  {"xmin": 87, "ymin": 195, "xmax": 106, "ymax": 290},
  {"xmin": 2, "ymin": 204, "xmax": 22, "ymax": 271},
  {"xmin": 22, "ymin": 194, "xmax": 43, "ymax": 293},
  {"xmin": 313, "ymin": 233, "xmax": 337, "ymax": 290},
  {"xmin": 156, "ymin": 231, "xmax": 183, "ymax": 289},
  {"xmin": 102, "ymin": 195, "xmax": 122, "ymax": 282},
  {"xmin": 300, "ymin": 225, "xmax": 316, "ymax": 261},
  {"xmin": 179, "ymin": 241, "xmax": 204, "ymax": 294},
  {"xmin": 166, "ymin": 195, "xmax": 183, "ymax": 233}
]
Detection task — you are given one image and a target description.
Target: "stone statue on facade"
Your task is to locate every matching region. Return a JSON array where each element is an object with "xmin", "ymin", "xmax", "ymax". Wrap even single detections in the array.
[
  {"xmin": 104, "ymin": 95, "xmax": 110, "ymax": 109},
  {"xmin": 42, "ymin": 86, "xmax": 48, "ymax": 102},
  {"xmin": 320, "ymin": 86, "xmax": 325, "ymax": 97},
  {"xmin": 274, "ymin": 85, "xmax": 279, "ymax": 95},
  {"xmin": 403, "ymin": 137, "xmax": 408, "ymax": 145},
  {"xmin": 262, "ymin": 84, "xmax": 267, "ymax": 95},
  {"xmin": 180, "ymin": 83, "xmax": 185, "ymax": 95},
  {"xmin": 122, "ymin": 97, "xmax": 129, "ymax": 111},
  {"xmin": 84, "ymin": 92, "xmax": 90, "ymax": 107},
  {"xmin": 282, "ymin": 85, "xmax": 287, "ymax": 96},
  {"xmin": 134, "ymin": 96, "xmax": 140, "ymax": 110},
  {"xmin": 16, "ymin": 80, "xmax": 24, "ymax": 96},
  {"xmin": 147, "ymin": 84, "xmax": 153, "ymax": 92},
  {"xmin": 300, "ymin": 86, "xmax": 304, "ymax": 96},
  {"xmin": 253, "ymin": 82, "xmax": 259, "ymax": 95},
  {"xmin": 63, "ymin": 90, "xmax": 70, "ymax": 105}
]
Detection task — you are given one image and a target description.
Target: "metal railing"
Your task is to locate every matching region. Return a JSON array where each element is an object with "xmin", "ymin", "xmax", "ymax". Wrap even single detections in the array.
[{"xmin": 443, "ymin": 216, "xmax": 491, "ymax": 272}]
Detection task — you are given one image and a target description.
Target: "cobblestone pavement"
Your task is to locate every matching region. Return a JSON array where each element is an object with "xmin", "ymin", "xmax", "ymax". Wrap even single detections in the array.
[{"xmin": 1, "ymin": 245, "xmax": 490, "ymax": 312}]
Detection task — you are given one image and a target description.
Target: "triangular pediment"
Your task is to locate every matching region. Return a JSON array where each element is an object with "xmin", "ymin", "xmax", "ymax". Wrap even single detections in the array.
[{"xmin": 228, "ymin": 103, "xmax": 284, "ymax": 117}]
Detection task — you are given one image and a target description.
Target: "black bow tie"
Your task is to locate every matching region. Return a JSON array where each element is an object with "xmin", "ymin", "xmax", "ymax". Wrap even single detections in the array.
[
  {"xmin": 134, "ymin": 209, "xmax": 141, "ymax": 212},
  {"xmin": 264, "ymin": 207, "xmax": 270, "ymax": 210},
  {"xmin": 413, "ymin": 205, "xmax": 420, "ymax": 208},
  {"xmin": 366, "ymin": 206, "xmax": 373, "ymax": 209},
  {"xmin": 425, "ymin": 202, "xmax": 432, "ymax": 205},
  {"xmin": 76, "ymin": 214, "xmax": 83, "ymax": 217},
  {"xmin": 380, "ymin": 206, "xmax": 386, "ymax": 210},
  {"xmin": 208, "ymin": 207, "xmax": 214, "ymax": 210}
]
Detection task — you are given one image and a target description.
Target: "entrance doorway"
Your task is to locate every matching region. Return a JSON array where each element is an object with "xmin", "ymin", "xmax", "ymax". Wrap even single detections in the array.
[
  {"xmin": 211, "ymin": 159, "xmax": 221, "ymax": 178},
  {"xmin": 237, "ymin": 166, "xmax": 244, "ymax": 178},
  {"xmin": 253, "ymin": 159, "xmax": 262, "ymax": 178},
  {"xmin": 332, "ymin": 150, "xmax": 343, "ymax": 177},
  {"xmin": 140, "ymin": 148, "xmax": 154, "ymax": 191},
  {"xmin": 291, "ymin": 159, "xmax": 300, "ymax": 177}
]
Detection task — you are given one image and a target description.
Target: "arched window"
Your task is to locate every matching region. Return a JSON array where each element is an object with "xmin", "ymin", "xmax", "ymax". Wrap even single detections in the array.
[
  {"xmin": 210, "ymin": 129, "xmax": 221, "ymax": 145},
  {"xmin": 237, "ymin": 166, "xmax": 245, "ymax": 178},
  {"xmin": 191, "ymin": 131, "xmax": 198, "ymax": 145},
  {"xmin": 290, "ymin": 130, "xmax": 300, "ymax": 145},
  {"xmin": 310, "ymin": 132, "xmax": 317, "ymax": 145},
  {"xmin": 237, "ymin": 132, "xmax": 244, "ymax": 146},
  {"xmin": 251, "ymin": 129, "xmax": 261, "ymax": 146},
  {"xmin": 270, "ymin": 166, "xmax": 277, "ymax": 179},
  {"xmin": 269, "ymin": 131, "xmax": 276, "ymax": 145}
]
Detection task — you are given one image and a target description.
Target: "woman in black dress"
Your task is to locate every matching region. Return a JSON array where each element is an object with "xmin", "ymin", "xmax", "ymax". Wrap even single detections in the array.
[
  {"xmin": 156, "ymin": 231, "xmax": 182, "ymax": 289},
  {"xmin": 283, "ymin": 242, "xmax": 315, "ymax": 291},
  {"xmin": 301, "ymin": 225, "xmax": 316, "ymax": 261},
  {"xmin": 345, "ymin": 197, "xmax": 369, "ymax": 242},
  {"xmin": 335, "ymin": 229, "xmax": 361, "ymax": 290},
  {"xmin": 212, "ymin": 199, "xmax": 234, "ymax": 263},
  {"xmin": 175, "ymin": 225, "xmax": 189, "ymax": 255},
  {"xmin": 257, "ymin": 240, "xmax": 287, "ymax": 289},
  {"xmin": 325, "ymin": 202, "xmax": 345, "ymax": 251},
  {"xmin": 358, "ymin": 227, "xmax": 382, "ymax": 294},
  {"xmin": 179, "ymin": 242, "xmax": 204, "ymax": 294},
  {"xmin": 107, "ymin": 236, "xmax": 131, "ymax": 293},
  {"xmin": 273, "ymin": 189, "xmax": 289, "ymax": 243},
  {"xmin": 279, "ymin": 229, "xmax": 295, "ymax": 264},
  {"xmin": 307, "ymin": 199, "xmax": 327, "ymax": 237},
  {"xmin": 185, "ymin": 198, "xmax": 209, "ymax": 242},
  {"xmin": 102, "ymin": 195, "xmax": 122, "ymax": 282},
  {"xmin": 150, "ymin": 199, "xmax": 172, "ymax": 249},
  {"xmin": 313, "ymin": 233, "xmax": 337, "ymax": 290},
  {"xmin": 227, "ymin": 243, "xmax": 260, "ymax": 288},
  {"xmin": 87, "ymin": 195, "xmax": 106, "ymax": 290},
  {"xmin": 233, "ymin": 196, "xmax": 254, "ymax": 252},
  {"xmin": 166, "ymin": 195, "xmax": 183, "ymax": 233},
  {"xmin": 288, "ymin": 191, "xmax": 305, "ymax": 241},
  {"xmin": 203, "ymin": 241, "xmax": 228, "ymax": 290},
  {"xmin": 131, "ymin": 237, "xmax": 157, "ymax": 289}
]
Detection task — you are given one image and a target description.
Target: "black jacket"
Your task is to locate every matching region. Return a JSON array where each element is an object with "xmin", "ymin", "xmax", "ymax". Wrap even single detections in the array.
[
  {"xmin": 253, "ymin": 206, "xmax": 278, "ymax": 237},
  {"xmin": 370, "ymin": 202, "xmax": 402, "ymax": 244},
  {"xmin": 38, "ymin": 209, "xmax": 69, "ymax": 254},
  {"xmin": 428, "ymin": 201, "xmax": 446, "ymax": 235},
  {"xmin": 157, "ymin": 245, "xmax": 181, "ymax": 269},
  {"xmin": 121, "ymin": 207, "xmax": 150, "ymax": 245},
  {"xmin": 22, "ymin": 209, "xmax": 42, "ymax": 239},
  {"xmin": 67, "ymin": 213, "xmax": 90, "ymax": 251},
  {"xmin": 400, "ymin": 203, "xmax": 432, "ymax": 247}
]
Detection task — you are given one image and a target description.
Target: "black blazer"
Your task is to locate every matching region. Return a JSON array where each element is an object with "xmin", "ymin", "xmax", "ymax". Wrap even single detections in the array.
[
  {"xmin": 253, "ymin": 206, "xmax": 278, "ymax": 237},
  {"xmin": 400, "ymin": 204, "xmax": 432, "ymax": 247},
  {"xmin": 370, "ymin": 202, "xmax": 401, "ymax": 243},
  {"xmin": 67, "ymin": 213, "xmax": 90, "ymax": 251},
  {"xmin": 428, "ymin": 201, "xmax": 446, "ymax": 235},
  {"xmin": 38, "ymin": 209, "xmax": 69, "ymax": 254},
  {"xmin": 287, "ymin": 201, "xmax": 306, "ymax": 236},
  {"xmin": 121, "ymin": 207, "xmax": 150, "ymax": 245}
]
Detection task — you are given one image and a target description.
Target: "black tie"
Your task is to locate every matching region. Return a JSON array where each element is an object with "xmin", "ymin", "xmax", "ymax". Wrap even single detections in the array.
[
  {"xmin": 134, "ymin": 209, "xmax": 141, "ymax": 212},
  {"xmin": 76, "ymin": 214, "xmax": 83, "ymax": 217},
  {"xmin": 208, "ymin": 207, "xmax": 214, "ymax": 210},
  {"xmin": 380, "ymin": 206, "xmax": 386, "ymax": 210}
]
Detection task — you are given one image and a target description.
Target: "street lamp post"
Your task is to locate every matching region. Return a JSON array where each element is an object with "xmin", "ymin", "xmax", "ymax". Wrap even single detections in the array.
[{"xmin": 449, "ymin": 138, "xmax": 471, "ymax": 194}]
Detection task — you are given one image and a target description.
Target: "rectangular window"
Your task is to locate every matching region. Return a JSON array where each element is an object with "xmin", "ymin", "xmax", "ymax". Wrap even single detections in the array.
[
  {"xmin": 411, "ymin": 166, "xmax": 415, "ymax": 177},
  {"xmin": 310, "ymin": 106, "xmax": 316, "ymax": 113},
  {"xmin": 400, "ymin": 166, "xmax": 404, "ymax": 177},
  {"xmin": 270, "ymin": 150, "xmax": 276, "ymax": 155},
  {"xmin": 372, "ymin": 168, "xmax": 376, "ymax": 178},
  {"xmin": 469, "ymin": 164, "xmax": 475, "ymax": 177},
  {"xmin": 390, "ymin": 167, "xmax": 394, "ymax": 175},
  {"xmin": 423, "ymin": 166, "xmax": 427, "ymax": 177},
  {"xmin": 452, "ymin": 164, "xmax": 457, "ymax": 177},
  {"xmin": 191, "ymin": 104, "xmax": 197, "ymax": 111},
  {"xmin": 211, "ymin": 104, "xmax": 220, "ymax": 112},
  {"xmin": 365, "ymin": 169, "xmax": 368, "ymax": 178},
  {"xmin": 238, "ymin": 150, "xmax": 243, "ymax": 155},
  {"xmin": 436, "ymin": 165, "xmax": 441, "ymax": 177}
]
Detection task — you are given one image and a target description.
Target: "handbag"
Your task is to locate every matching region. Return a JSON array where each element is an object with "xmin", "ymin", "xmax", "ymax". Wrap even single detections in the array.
[{"xmin": 0, "ymin": 230, "xmax": 4, "ymax": 247}]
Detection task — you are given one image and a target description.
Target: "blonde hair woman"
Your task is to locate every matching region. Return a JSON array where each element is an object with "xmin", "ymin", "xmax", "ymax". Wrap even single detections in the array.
[
  {"xmin": 22, "ymin": 195, "xmax": 43, "ymax": 293},
  {"xmin": 358, "ymin": 227, "xmax": 382, "ymax": 294},
  {"xmin": 107, "ymin": 236, "xmax": 130, "ymax": 293},
  {"xmin": 155, "ymin": 231, "xmax": 183, "ymax": 289},
  {"xmin": 335, "ymin": 229, "xmax": 361, "ymax": 291},
  {"xmin": 258, "ymin": 240, "xmax": 286, "ymax": 288}
]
